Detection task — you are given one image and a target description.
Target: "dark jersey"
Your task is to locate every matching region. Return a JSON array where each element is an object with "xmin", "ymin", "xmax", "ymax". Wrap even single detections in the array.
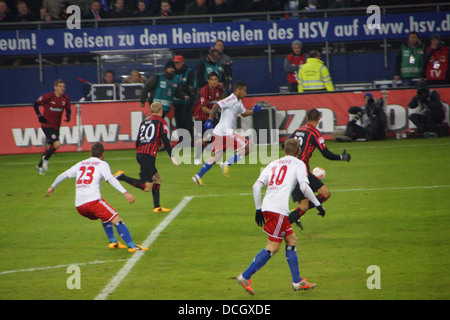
[
  {"xmin": 35, "ymin": 92, "xmax": 71, "ymax": 130},
  {"xmin": 195, "ymin": 84, "xmax": 223, "ymax": 121},
  {"xmin": 136, "ymin": 114, "xmax": 171, "ymax": 157},
  {"xmin": 289, "ymin": 122, "xmax": 339, "ymax": 172}
]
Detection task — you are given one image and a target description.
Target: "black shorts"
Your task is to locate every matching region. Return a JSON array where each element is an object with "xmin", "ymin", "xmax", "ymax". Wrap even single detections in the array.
[
  {"xmin": 136, "ymin": 153, "xmax": 157, "ymax": 182},
  {"xmin": 42, "ymin": 127, "xmax": 60, "ymax": 145},
  {"xmin": 291, "ymin": 172, "xmax": 324, "ymax": 202}
]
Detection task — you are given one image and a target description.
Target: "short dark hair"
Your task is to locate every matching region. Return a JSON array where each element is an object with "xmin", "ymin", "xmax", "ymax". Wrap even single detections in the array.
[
  {"xmin": 207, "ymin": 72, "xmax": 219, "ymax": 79},
  {"xmin": 91, "ymin": 142, "xmax": 104, "ymax": 158},
  {"xmin": 309, "ymin": 50, "xmax": 320, "ymax": 58},
  {"xmin": 306, "ymin": 108, "xmax": 321, "ymax": 121},
  {"xmin": 234, "ymin": 81, "xmax": 247, "ymax": 91}
]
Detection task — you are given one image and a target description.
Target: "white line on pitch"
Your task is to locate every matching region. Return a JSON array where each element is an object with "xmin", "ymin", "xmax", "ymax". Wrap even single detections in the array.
[
  {"xmin": 0, "ymin": 259, "xmax": 128, "ymax": 275},
  {"xmin": 94, "ymin": 196, "xmax": 193, "ymax": 300}
]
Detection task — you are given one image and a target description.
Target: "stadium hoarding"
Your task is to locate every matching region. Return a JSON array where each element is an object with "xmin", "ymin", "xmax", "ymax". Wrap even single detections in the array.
[
  {"xmin": 2, "ymin": 88, "xmax": 449, "ymax": 155},
  {"xmin": 0, "ymin": 11, "xmax": 449, "ymax": 56}
]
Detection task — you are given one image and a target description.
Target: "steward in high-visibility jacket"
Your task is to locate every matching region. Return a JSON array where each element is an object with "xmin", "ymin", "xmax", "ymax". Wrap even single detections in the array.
[{"xmin": 297, "ymin": 51, "xmax": 334, "ymax": 93}]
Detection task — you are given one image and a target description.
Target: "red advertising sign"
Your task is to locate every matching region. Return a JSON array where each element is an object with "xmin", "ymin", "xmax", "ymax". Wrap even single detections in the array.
[{"xmin": 2, "ymin": 88, "xmax": 449, "ymax": 155}]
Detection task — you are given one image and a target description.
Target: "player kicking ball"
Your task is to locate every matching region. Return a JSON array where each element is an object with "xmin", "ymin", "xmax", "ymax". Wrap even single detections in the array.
[
  {"xmin": 46, "ymin": 142, "xmax": 147, "ymax": 252},
  {"xmin": 192, "ymin": 81, "xmax": 261, "ymax": 185},
  {"xmin": 114, "ymin": 102, "xmax": 179, "ymax": 213},
  {"xmin": 237, "ymin": 138, "xmax": 324, "ymax": 294}
]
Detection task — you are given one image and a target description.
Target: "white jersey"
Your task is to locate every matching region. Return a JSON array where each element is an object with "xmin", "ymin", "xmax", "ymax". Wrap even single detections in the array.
[
  {"xmin": 213, "ymin": 93, "xmax": 246, "ymax": 136},
  {"xmin": 257, "ymin": 155, "xmax": 310, "ymax": 216},
  {"xmin": 52, "ymin": 157, "xmax": 126, "ymax": 207}
]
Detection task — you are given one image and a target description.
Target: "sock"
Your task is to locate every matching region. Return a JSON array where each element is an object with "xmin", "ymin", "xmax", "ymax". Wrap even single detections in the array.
[
  {"xmin": 242, "ymin": 248, "xmax": 273, "ymax": 280},
  {"xmin": 152, "ymin": 183, "xmax": 160, "ymax": 208},
  {"xmin": 288, "ymin": 206, "xmax": 305, "ymax": 223},
  {"xmin": 118, "ymin": 174, "xmax": 146, "ymax": 191},
  {"xmin": 308, "ymin": 194, "xmax": 328, "ymax": 209},
  {"xmin": 286, "ymin": 245, "xmax": 302, "ymax": 283},
  {"xmin": 43, "ymin": 145, "xmax": 56, "ymax": 160},
  {"xmin": 114, "ymin": 221, "xmax": 136, "ymax": 248},
  {"xmin": 102, "ymin": 221, "xmax": 117, "ymax": 243},
  {"xmin": 197, "ymin": 161, "xmax": 213, "ymax": 178},
  {"xmin": 225, "ymin": 153, "xmax": 244, "ymax": 166}
]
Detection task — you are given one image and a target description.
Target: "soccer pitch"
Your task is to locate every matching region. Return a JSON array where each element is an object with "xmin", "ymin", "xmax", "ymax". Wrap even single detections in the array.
[{"xmin": 0, "ymin": 137, "xmax": 449, "ymax": 300}]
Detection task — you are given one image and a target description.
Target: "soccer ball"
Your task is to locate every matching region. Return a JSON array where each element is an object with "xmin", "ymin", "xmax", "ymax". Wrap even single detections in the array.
[{"xmin": 312, "ymin": 167, "xmax": 326, "ymax": 180}]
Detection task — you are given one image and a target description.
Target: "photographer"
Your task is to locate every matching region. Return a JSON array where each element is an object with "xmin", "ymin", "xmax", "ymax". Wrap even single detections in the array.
[
  {"xmin": 345, "ymin": 93, "xmax": 387, "ymax": 141},
  {"xmin": 408, "ymin": 81, "xmax": 445, "ymax": 138}
]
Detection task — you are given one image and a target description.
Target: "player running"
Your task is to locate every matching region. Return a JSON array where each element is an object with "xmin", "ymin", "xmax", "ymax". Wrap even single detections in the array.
[
  {"xmin": 33, "ymin": 79, "xmax": 71, "ymax": 175},
  {"xmin": 114, "ymin": 102, "xmax": 179, "ymax": 213},
  {"xmin": 237, "ymin": 138, "xmax": 324, "ymax": 295},
  {"xmin": 287, "ymin": 108, "xmax": 351, "ymax": 229},
  {"xmin": 46, "ymin": 142, "xmax": 147, "ymax": 252},
  {"xmin": 192, "ymin": 81, "xmax": 261, "ymax": 185}
]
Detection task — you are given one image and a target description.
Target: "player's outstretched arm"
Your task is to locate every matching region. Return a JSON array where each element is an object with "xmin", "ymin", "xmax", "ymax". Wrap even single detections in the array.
[{"xmin": 46, "ymin": 187, "xmax": 55, "ymax": 196}]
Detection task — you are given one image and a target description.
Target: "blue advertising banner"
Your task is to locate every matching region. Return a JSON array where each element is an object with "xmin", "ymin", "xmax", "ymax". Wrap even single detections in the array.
[{"xmin": 1, "ymin": 11, "xmax": 449, "ymax": 56}]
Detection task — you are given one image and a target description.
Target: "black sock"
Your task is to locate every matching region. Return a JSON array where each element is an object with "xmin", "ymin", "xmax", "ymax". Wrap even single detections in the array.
[
  {"xmin": 119, "ymin": 175, "xmax": 146, "ymax": 191},
  {"xmin": 152, "ymin": 183, "xmax": 160, "ymax": 208}
]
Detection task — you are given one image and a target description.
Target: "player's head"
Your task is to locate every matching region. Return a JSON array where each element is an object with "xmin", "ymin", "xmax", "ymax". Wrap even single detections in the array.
[
  {"xmin": 283, "ymin": 138, "xmax": 300, "ymax": 157},
  {"xmin": 233, "ymin": 81, "xmax": 247, "ymax": 99},
  {"xmin": 150, "ymin": 102, "xmax": 163, "ymax": 116},
  {"xmin": 207, "ymin": 72, "xmax": 219, "ymax": 88},
  {"xmin": 54, "ymin": 79, "xmax": 65, "ymax": 96},
  {"xmin": 91, "ymin": 142, "xmax": 104, "ymax": 159},
  {"xmin": 306, "ymin": 108, "xmax": 321, "ymax": 125}
]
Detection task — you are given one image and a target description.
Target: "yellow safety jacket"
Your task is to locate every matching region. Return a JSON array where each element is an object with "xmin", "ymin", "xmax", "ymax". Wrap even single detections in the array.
[{"xmin": 297, "ymin": 58, "xmax": 334, "ymax": 93}]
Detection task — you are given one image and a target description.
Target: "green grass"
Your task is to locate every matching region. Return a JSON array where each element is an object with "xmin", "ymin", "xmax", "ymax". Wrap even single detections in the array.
[{"xmin": 1, "ymin": 137, "xmax": 449, "ymax": 300}]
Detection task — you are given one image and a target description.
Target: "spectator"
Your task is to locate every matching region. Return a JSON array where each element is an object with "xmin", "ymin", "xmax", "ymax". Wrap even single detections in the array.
[
  {"xmin": 84, "ymin": 0, "xmax": 108, "ymax": 20},
  {"xmin": 0, "ymin": 1, "xmax": 13, "ymax": 22},
  {"xmin": 184, "ymin": 0, "xmax": 208, "ymax": 15},
  {"xmin": 122, "ymin": 70, "xmax": 147, "ymax": 83},
  {"xmin": 109, "ymin": 0, "xmax": 131, "ymax": 18},
  {"xmin": 195, "ymin": 48, "xmax": 224, "ymax": 92},
  {"xmin": 344, "ymin": 93, "xmax": 387, "ymax": 141},
  {"xmin": 297, "ymin": 50, "xmax": 334, "ymax": 93},
  {"xmin": 408, "ymin": 81, "xmax": 446, "ymax": 138},
  {"xmin": 15, "ymin": 1, "xmax": 37, "ymax": 21},
  {"xmin": 157, "ymin": 0, "xmax": 174, "ymax": 17},
  {"xmin": 172, "ymin": 55, "xmax": 195, "ymax": 139},
  {"xmin": 394, "ymin": 31, "xmax": 425, "ymax": 87},
  {"xmin": 133, "ymin": 0, "xmax": 151, "ymax": 17},
  {"xmin": 284, "ymin": 40, "xmax": 307, "ymax": 93},
  {"xmin": 103, "ymin": 70, "xmax": 119, "ymax": 99},
  {"xmin": 213, "ymin": 39, "xmax": 233, "ymax": 96},
  {"xmin": 349, "ymin": 0, "xmax": 368, "ymax": 7},
  {"xmin": 39, "ymin": 7, "xmax": 53, "ymax": 21},
  {"xmin": 70, "ymin": 0, "xmax": 91, "ymax": 15},
  {"xmin": 423, "ymin": 33, "xmax": 450, "ymax": 86},
  {"xmin": 208, "ymin": 0, "xmax": 231, "ymax": 14},
  {"xmin": 42, "ymin": 0, "xmax": 63, "ymax": 20}
]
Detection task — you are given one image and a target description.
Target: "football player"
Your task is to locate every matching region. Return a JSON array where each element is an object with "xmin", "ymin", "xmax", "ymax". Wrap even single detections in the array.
[
  {"xmin": 33, "ymin": 79, "xmax": 71, "ymax": 175},
  {"xmin": 114, "ymin": 102, "xmax": 179, "ymax": 213},
  {"xmin": 237, "ymin": 138, "xmax": 323, "ymax": 294},
  {"xmin": 47, "ymin": 142, "xmax": 147, "ymax": 252},
  {"xmin": 287, "ymin": 108, "xmax": 351, "ymax": 229},
  {"xmin": 192, "ymin": 81, "xmax": 261, "ymax": 185}
]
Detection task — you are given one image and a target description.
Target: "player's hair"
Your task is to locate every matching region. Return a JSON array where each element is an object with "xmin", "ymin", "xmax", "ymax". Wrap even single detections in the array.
[
  {"xmin": 283, "ymin": 138, "xmax": 300, "ymax": 157},
  {"xmin": 91, "ymin": 142, "xmax": 104, "ymax": 158},
  {"xmin": 207, "ymin": 72, "xmax": 219, "ymax": 80},
  {"xmin": 150, "ymin": 102, "xmax": 163, "ymax": 114},
  {"xmin": 54, "ymin": 79, "xmax": 65, "ymax": 87},
  {"xmin": 306, "ymin": 108, "xmax": 321, "ymax": 122},
  {"xmin": 234, "ymin": 81, "xmax": 247, "ymax": 91}
]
